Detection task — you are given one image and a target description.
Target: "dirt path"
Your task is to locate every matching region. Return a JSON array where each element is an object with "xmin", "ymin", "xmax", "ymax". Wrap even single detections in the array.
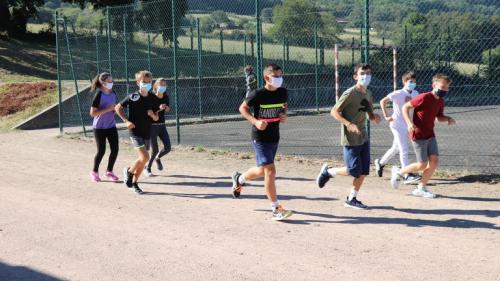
[{"xmin": 0, "ymin": 130, "xmax": 499, "ymax": 281}]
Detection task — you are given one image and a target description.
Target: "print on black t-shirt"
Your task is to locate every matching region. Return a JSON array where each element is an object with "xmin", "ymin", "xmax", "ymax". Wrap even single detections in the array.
[{"xmin": 244, "ymin": 87, "xmax": 288, "ymax": 143}]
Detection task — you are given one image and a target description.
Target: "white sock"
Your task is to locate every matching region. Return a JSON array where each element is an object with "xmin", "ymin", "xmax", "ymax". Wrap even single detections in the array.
[
  {"xmin": 327, "ymin": 168, "xmax": 337, "ymax": 177},
  {"xmin": 238, "ymin": 175, "xmax": 246, "ymax": 185},
  {"xmin": 348, "ymin": 189, "xmax": 358, "ymax": 201},
  {"xmin": 418, "ymin": 183, "xmax": 425, "ymax": 190},
  {"xmin": 271, "ymin": 201, "xmax": 280, "ymax": 210}
]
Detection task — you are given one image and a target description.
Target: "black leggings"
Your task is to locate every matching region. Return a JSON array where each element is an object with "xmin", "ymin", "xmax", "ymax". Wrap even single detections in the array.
[
  {"xmin": 147, "ymin": 125, "xmax": 171, "ymax": 169},
  {"xmin": 93, "ymin": 127, "xmax": 119, "ymax": 172}
]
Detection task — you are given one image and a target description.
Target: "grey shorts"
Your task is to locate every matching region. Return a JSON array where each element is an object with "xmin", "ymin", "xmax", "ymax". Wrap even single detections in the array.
[
  {"xmin": 412, "ymin": 137, "xmax": 439, "ymax": 163},
  {"xmin": 130, "ymin": 135, "xmax": 150, "ymax": 149}
]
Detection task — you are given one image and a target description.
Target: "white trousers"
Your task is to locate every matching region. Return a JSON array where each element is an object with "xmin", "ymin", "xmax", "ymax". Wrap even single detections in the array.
[{"xmin": 380, "ymin": 124, "xmax": 410, "ymax": 168}]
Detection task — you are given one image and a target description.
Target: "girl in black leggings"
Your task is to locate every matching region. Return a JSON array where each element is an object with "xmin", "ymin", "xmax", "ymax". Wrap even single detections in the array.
[
  {"xmin": 89, "ymin": 72, "xmax": 120, "ymax": 182},
  {"xmin": 144, "ymin": 78, "xmax": 172, "ymax": 176}
]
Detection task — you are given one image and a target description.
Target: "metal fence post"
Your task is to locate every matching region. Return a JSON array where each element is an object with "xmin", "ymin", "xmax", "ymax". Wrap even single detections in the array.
[
  {"xmin": 62, "ymin": 19, "xmax": 87, "ymax": 136},
  {"xmin": 219, "ymin": 28, "xmax": 224, "ymax": 54},
  {"xmin": 351, "ymin": 37, "xmax": 355, "ymax": 67},
  {"xmin": 123, "ymin": 14, "xmax": 129, "ymax": 93},
  {"xmin": 106, "ymin": 6, "xmax": 112, "ymax": 75},
  {"xmin": 243, "ymin": 33, "xmax": 247, "ymax": 68},
  {"xmin": 147, "ymin": 33, "xmax": 152, "ymax": 71},
  {"xmin": 282, "ymin": 36, "xmax": 286, "ymax": 73},
  {"xmin": 196, "ymin": 18, "xmax": 203, "ymax": 120},
  {"xmin": 255, "ymin": 0, "xmax": 263, "ymax": 88},
  {"xmin": 364, "ymin": 0, "xmax": 370, "ymax": 64},
  {"xmin": 172, "ymin": 0, "xmax": 180, "ymax": 144},
  {"xmin": 190, "ymin": 25, "xmax": 194, "ymax": 50},
  {"xmin": 314, "ymin": 22, "xmax": 319, "ymax": 111},
  {"xmin": 95, "ymin": 33, "xmax": 100, "ymax": 74},
  {"xmin": 393, "ymin": 47, "xmax": 397, "ymax": 92},
  {"xmin": 55, "ymin": 11, "xmax": 63, "ymax": 134},
  {"xmin": 334, "ymin": 44, "xmax": 340, "ymax": 102}
]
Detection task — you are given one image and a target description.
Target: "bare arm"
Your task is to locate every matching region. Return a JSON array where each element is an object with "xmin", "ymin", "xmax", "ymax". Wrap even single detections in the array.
[
  {"xmin": 148, "ymin": 110, "xmax": 159, "ymax": 122},
  {"xmin": 331, "ymin": 107, "xmax": 361, "ymax": 135},
  {"xmin": 437, "ymin": 115, "xmax": 455, "ymax": 125},
  {"xmin": 90, "ymin": 105, "xmax": 114, "ymax": 117},
  {"xmin": 115, "ymin": 104, "xmax": 135, "ymax": 129},
  {"xmin": 239, "ymin": 101, "xmax": 267, "ymax": 131},
  {"xmin": 379, "ymin": 97, "xmax": 393, "ymax": 122},
  {"xmin": 402, "ymin": 101, "xmax": 415, "ymax": 133}
]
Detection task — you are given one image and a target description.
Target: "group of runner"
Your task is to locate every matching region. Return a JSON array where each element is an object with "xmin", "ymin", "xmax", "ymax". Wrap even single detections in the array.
[{"xmin": 89, "ymin": 63, "xmax": 456, "ymax": 221}]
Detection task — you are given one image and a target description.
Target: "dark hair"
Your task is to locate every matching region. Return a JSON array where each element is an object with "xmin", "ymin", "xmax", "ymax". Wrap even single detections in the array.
[
  {"xmin": 353, "ymin": 63, "xmax": 371, "ymax": 74},
  {"xmin": 402, "ymin": 71, "xmax": 416, "ymax": 82},
  {"xmin": 263, "ymin": 63, "xmax": 282, "ymax": 76},
  {"xmin": 91, "ymin": 72, "xmax": 111, "ymax": 92}
]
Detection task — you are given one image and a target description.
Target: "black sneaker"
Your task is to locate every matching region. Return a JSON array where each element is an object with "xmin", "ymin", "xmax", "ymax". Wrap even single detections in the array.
[
  {"xmin": 374, "ymin": 159, "xmax": 384, "ymax": 177},
  {"xmin": 316, "ymin": 163, "xmax": 332, "ymax": 188},
  {"xmin": 123, "ymin": 167, "xmax": 134, "ymax": 188},
  {"xmin": 231, "ymin": 171, "xmax": 244, "ymax": 198},
  {"xmin": 404, "ymin": 173, "xmax": 421, "ymax": 184},
  {"xmin": 344, "ymin": 197, "xmax": 367, "ymax": 209},
  {"xmin": 132, "ymin": 183, "xmax": 144, "ymax": 194},
  {"xmin": 155, "ymin": 158, "xmax": 163, "ymax": 171}
]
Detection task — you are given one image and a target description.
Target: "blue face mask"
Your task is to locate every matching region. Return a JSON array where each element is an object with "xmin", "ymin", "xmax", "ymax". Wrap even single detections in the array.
[
  {"xmin": 358, "ymin": 74, "xmax": 372, "ymax": 87},
  {"xmin": 406, "ymin": 82, "xmax": 417, "ymax": 91},
  {"xmin": 139, "ymin": 82, "xmax": 152, "ymax": 92},
  {"xmin": 157, "ymin": 86, "xmax": 167, "ymax": 94}
]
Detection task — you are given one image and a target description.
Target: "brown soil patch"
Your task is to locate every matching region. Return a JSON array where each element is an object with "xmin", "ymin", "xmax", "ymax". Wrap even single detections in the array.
[{"xmin": 0, "ymin": 82, "xmax": 56, "ymax": 116}]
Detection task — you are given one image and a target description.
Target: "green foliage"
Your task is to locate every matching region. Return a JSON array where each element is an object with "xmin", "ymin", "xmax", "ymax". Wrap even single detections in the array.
[
  {"xmin": 482, "ymin": 46, "xmax": 500, "ymax": 80},
  {"xmin": 210, "ymin": 10, "xmax": 230, "ymax": 25},
  {"xmin": 0, "ymin": 0, "xmax": 45, "ymax": 37}
]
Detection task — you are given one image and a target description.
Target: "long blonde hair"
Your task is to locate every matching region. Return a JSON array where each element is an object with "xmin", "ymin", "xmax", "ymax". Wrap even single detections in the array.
[{"xmin": 153, "ymin": 78, "xmax": 168, "ymax": 94}]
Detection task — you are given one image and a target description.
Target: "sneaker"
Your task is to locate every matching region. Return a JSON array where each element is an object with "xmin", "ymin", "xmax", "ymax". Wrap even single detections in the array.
[
  {"xmin": 132, "ymin": 182, "xmax": 144, "ymax": 194},
  {"xmin": 105, "ymin": 171, "xmax": 119, "ymax": 182},
  {"xmin": 316, "ymin": 163, "xmax": 332, "ymax": 188},
  {"xmin": 404, "ymin": 173, "xmax": 421, "ymax": 185},
  {"xmin": 390, "ymin": 166, "xmax": 403, "ymax": 189},
  {"xmin": 123, "ymin": 167, "xmax": 133, "ymax": 188},
  {"xmin": 412, "ymin": 187, "xmax": 436, "ymax": 198},
  {"xmin": 231, "ymin": 171, "xmax": 244, "ymax": 199},
  {"xmin": 90, "ymin": 171, "xmax": 101, "ymax": 182},
  {"xmin": 155, "ymin": 158, "xmax": 163, "ymax": 171},
  {"xmin": 344, "ymin": 197, "xmax": 368, "ymax": 209},
  {"xmin": 272, "ymin": 205, "xmax": 293, "ymax": 221},
  {"xmin": 144, "ymin": 167, "xmax": 153, "ymax": 177},
  {"xmin": 374, "ymin": 158, "xmax": 384, "ymax": 177}
]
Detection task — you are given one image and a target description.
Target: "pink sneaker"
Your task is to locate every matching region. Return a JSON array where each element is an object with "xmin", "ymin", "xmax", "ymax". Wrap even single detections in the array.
[
  {"xmin": 106, "ymin": 171, "xmax": 119, "ymax": 182},
  {"xmin": 90, "ymin": 171, "xmax": 101, "ymax": 182}
]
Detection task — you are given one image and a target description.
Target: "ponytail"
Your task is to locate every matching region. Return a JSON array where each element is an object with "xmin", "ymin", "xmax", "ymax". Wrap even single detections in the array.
[{"xmin": 91, "ymin": 72, "xmax": 111, "ymax": 92}]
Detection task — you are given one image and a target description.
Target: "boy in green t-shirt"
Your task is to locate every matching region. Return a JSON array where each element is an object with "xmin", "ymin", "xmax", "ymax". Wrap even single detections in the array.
[{"xmin": 316, "ymin": 63, "xmax": 381, "ymax": 209}]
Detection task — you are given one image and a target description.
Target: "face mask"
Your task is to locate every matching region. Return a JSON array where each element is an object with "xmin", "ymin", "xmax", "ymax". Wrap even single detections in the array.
[
  {"xmin": 358, "ymin": 74, "xmax": 371, "ymax": 87},
  {"xmin": 140, "ymin": 82, "xmax": 152, "ymax": 92},
  {"xmin": 157, "ymin": 86, "xmax": 167, "ymax": 94},
  {"xmin": 405, "ymin": 82, "xmax": 416, "ymax": 91},
  {"xmin": 270, "ymin": 76, "xmax": 283, "ymax": 88},
  {"xmin": 104, "ymin": 82, "xmax": 113, "ymax": 90},
  {"xmin": 436, "ymin": 89, "xmax": 447, "ymax": 98}
]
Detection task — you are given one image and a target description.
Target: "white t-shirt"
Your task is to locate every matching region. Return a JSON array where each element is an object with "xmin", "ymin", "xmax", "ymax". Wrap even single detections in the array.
[{"xmin": 387, "ymin": 88, "xmax": 419, "ymax": 128}]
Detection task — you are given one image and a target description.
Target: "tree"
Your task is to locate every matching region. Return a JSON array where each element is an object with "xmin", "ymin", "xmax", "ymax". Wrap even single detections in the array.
[
  {"xmin": 210, "ymin": 10, "xmax": 230, "ymax": 26},
  {"xmin": 269, "ymin": 0, "xmax": 343, "ymax": 47},
  {"xmin": 261, "ymin": 7, "xmax": 273, "ymax": 23},
  {"xmin": 0, "ymin": 0, "xmax": 45, "ymax": 37}
]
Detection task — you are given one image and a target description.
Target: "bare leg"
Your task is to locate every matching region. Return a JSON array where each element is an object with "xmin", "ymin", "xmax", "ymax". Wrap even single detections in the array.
[
  {"xmin": 263, "ymin": 164, "xmax": 277, "ymax": 203},
  {"xmin": 420, "ymin": 155, "xmax": 439, "ymax": 186},
  {"xmin": 131, "ymin": 148, "xmax": 149, "ymax": 183},
  {"xmin": 242, "ymin": 166, "xmax": 264, "ymax": 181},
  {"xmin": 400, "ymin": 161, "xmax": 428, "ymax": 175},
  {"xmin": 328, "ymin": 166, "xmax": 350, "ymax": 177},
  {"xmin": 352, "ymin": 175, "xmax": 366, "ymax": 191}
]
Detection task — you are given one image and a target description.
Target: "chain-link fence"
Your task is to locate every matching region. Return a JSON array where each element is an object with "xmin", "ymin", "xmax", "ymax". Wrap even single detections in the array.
[{"xmin": 54, "ymin": 0, "xmax": 500, "ymax": 173}]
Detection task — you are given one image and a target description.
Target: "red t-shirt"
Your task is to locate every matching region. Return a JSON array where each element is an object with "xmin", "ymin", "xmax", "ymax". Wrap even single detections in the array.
[{"xmin": 410, "ymin": 92, "xmax": 445, "ymax": 140}]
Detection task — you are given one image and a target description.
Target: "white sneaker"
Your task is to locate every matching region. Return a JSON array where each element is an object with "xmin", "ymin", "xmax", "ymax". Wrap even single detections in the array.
[
  {"xmin": 143, "ymin": 168, "xmax": 153, "ymax": 177},
  {"xmin": 412, "ymin": 187, "xmax": 436, "ymax": 198},
  {"xmin": 390, "ymin": 166, "xmax": 402, "ymax": 189}
]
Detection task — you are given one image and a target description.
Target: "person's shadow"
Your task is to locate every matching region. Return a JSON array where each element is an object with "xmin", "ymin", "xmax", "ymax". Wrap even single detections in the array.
[{"xmin": 0, "ymin": 262, "xmax": 62, "ymax": 281}]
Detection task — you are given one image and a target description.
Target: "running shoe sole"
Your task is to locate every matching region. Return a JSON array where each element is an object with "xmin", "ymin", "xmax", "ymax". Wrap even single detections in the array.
[{"xmin": 272, "ymin": 210, "xmax": 293, "ymax": 221}]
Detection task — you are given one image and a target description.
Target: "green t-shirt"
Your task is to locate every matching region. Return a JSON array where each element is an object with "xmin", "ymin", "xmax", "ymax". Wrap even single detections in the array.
[{"xmin": 334, "ymin": 86, "xmax": 374, "ymax": 146}]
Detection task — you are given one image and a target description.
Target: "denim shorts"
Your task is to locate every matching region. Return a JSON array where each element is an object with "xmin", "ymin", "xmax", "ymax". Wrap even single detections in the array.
[
  {"xmin": 343, "ymin": 141, "xmax": 370, "ymax": 178},
  {"xmin": 252, "ymin": 141, "xmax": 279, "ymax": 167}
]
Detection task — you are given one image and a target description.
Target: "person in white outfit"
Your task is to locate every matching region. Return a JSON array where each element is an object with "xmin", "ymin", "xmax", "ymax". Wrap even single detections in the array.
[{"xmin": 375, "ymin": 71, "xmax": 421, "ymax": 184}]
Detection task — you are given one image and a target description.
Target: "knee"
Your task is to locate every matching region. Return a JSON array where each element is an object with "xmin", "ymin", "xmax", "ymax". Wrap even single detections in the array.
[
  {"xmin": 263, "ymin": 166, "xmax": 276, "ymax": 178},
  {"xmin": 429, "ymin": 156, "xmax": 439, "ymax": 167},
  {"xmin": 141, "ymin": 154, "xmax": 150, "ymax": 163}
]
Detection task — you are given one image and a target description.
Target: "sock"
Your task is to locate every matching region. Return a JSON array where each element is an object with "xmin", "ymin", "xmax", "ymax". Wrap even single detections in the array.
[
  {"xmin": 418, "ymin": 183, "xmax": 425, "ymax": 190},
  {"xmin": 327, "ymin": 168, "xmax": 337, "ymax": 177},
  {"xmin": 271, "ymin": 201, "xmax": 280, "ymax": 210},
  {"xmin": 348, "ymin": 189, "xmax": 358, "ymax": 201},
  {"xmin": 238, "ymin": 175, "xmax": 246, "ymax": 185}
]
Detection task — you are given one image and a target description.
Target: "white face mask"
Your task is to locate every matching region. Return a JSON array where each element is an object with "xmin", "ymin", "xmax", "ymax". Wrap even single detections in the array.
[
  {"xmin": 157, "ymin": 86, "xmax": 167, "ymax": 94},
  {"xmin": 270, "ymin": 76, "xmax": 283, "ymax": 88},
  {"xmin": 104, "ymin": 82, "xmax": 113, "ymax": 90},
  {"xmin": 358, "ymin": 74, "xmax": 371, "ymax": 87},
  {"xmin": 139, "ymin": 82, "xmax": 152, "ymax": 92}
]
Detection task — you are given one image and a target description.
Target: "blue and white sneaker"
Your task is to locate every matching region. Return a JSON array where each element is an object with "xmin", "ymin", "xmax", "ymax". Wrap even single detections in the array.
[
  {"xmin": 390, "ymin": 166, "xmax": 403, "ymax": 189},
  {"xmin": 316, "ymin": 163, "xmax": 332, "ymax": 188},
  {"xmin": 344, "ymin": 197, "xmax": 367, "ymax": 209}
]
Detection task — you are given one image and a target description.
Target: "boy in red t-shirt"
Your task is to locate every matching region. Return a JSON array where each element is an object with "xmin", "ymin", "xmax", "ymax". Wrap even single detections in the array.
[{"xmin": 390, "ymin": 74, "xmax": 456, "ymax": 197}]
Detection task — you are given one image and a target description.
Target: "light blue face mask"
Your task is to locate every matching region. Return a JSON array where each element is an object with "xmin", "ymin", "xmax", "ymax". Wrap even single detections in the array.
[
  {"xmin": 406, "ymin": 82, "xmax": 417, "ymax": 91},
  {"xmin": 358, "ymin": 74, "xmax": 372, "ymax": 87},
  {"xmin": 157, "ymin": 86, "xmax": 167, "ymax": 94},
  {"xmin": 139, "ymin": 82, "xmax": 152, "ymax": 92}
]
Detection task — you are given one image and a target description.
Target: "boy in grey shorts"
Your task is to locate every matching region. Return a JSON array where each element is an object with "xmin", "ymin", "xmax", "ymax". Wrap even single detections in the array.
[{"xmin": 390, "ymin": 74, "xmax": 456, "ymax": 198}]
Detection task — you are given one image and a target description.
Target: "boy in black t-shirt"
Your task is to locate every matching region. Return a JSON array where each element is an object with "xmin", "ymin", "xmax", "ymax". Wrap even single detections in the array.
[
  {"xmin": 232, "ymin": 64, "xmax": 293, "ymax": 221},
  {"xmin": 115, "ymin": 70, "xmax": 158, "ymax": 194}
]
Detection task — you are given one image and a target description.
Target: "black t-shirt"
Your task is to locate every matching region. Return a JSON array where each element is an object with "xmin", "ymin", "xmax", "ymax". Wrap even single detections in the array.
[
  {"xmin": 120, "ymin": 92, "xmax": 155, "ymax": 138},
  {"xmin": 245, "ymin": 87, "xmax": 288, "ymax": 143},
  {"xmin": 150, "ymin": 93, "xmax": 170, "ymax": 124}
]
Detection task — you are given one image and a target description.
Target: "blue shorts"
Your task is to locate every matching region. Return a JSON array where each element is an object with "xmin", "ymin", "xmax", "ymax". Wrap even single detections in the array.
[
  {"xmin": 343, "ymin": 141, "xmax": 370, "ymax": 178},
  {"xmin": 252, "ymin": 141, "xmax": 279, "ymax": 167}
]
